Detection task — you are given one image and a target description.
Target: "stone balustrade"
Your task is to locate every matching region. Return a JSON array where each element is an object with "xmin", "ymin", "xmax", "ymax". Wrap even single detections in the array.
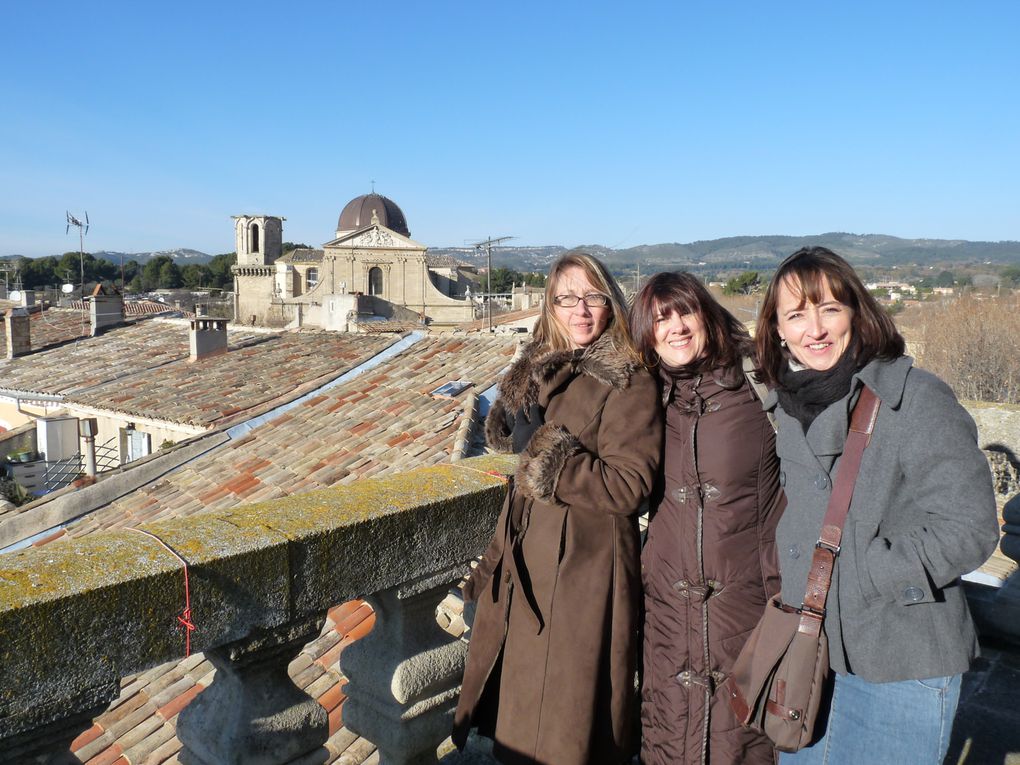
[{"xmin": 0, "ymin": 454, "xmax": 515, "ymax": 764}]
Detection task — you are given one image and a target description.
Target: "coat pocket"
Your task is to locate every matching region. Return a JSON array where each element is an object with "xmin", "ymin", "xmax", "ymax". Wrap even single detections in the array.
[{"xmin": 850, "ymin": 520, "xmax": 883, "ymax": 605}]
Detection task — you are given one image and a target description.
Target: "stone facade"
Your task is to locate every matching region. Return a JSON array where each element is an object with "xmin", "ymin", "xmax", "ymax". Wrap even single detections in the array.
[{"xmin": 232, "ymin": 199, "xmax": 475, "ymax": 329}]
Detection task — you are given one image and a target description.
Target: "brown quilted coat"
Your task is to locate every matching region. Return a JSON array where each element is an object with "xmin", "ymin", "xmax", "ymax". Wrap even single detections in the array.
[
  {"xmin": 452, "ymin": 335, "xmax": 662, "ymax": 765},
  {"xmin": 641, "ymin": 366, "xmax": 783, "ymax": 765}
]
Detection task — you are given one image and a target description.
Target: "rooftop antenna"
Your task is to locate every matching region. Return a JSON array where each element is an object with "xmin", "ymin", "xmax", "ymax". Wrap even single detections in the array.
[
  {"xmin": 469, "ymin": 236, "xmax": 514, "ymax": 333},
  {"xmin": 66, "ymin": 210, "xmax": 89, "ymax": 330}
]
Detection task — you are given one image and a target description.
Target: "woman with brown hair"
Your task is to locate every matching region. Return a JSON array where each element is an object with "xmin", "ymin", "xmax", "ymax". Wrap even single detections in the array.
[
  {"xmin": 631, "ymin": 271, "xmax": 783, "ymax": 765},
  {"xmin": 755, "ymin": 246, "xmax": 998, "ymax": 764},
  {"xmin": 452, "ymin": 251, "xmax": 662, "ymax": 765}
]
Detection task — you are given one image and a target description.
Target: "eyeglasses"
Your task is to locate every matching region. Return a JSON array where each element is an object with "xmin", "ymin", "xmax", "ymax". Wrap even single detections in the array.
[{"xmin": 553, "ymin": 293, "xmax": 611, "ymax": 308}]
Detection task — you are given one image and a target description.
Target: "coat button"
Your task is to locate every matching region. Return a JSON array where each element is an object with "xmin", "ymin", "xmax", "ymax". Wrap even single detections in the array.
[
  {"xmin": 779, "ymin": 471, "xmax": 786, "ymax": 487},
  {"xmin": 903, "ymin": 586, "xmax": 924, "ymax": 602},
  {"xmin": 788, "ymin": 544, "xmax": 801, "ymax": 560},
  {"xmin": 814, "ymin": 474, "xmax": 830, "ymax": 490}
]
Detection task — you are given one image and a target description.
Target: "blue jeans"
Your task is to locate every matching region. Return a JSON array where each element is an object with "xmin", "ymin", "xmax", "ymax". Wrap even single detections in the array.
[{"xmin": 781, "ymin": 672, "xmax": 961, "ymax": 765}]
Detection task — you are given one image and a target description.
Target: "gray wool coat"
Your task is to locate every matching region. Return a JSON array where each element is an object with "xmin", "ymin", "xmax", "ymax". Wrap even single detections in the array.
[{"xmin": 765, "ymin": 356, "xmax": 1000, "ymax": 682}]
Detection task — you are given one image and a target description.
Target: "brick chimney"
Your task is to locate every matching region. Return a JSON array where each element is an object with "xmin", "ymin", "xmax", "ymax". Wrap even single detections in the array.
[
  {"xmin": 189, "ymin": 317, "xmax": 229, "ymax": 362},
  {"xmin": 5, "ymin": 308, "xmax": 31, "ymax": 359},
  {"xmin": 88, "ymin": 286, "xmax": 125, "ymax": 336}
]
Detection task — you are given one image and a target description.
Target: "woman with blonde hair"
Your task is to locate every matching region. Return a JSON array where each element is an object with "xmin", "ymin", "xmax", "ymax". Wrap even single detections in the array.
[{"xmin": 453, "ymin": 251, "xmax": 662, "ymax": 765}]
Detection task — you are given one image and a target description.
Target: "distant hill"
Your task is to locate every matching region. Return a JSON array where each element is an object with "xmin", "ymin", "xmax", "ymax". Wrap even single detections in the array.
[
  {"xmin": 430, "ymin": 233, "xmax": 1020, "ymax": 273},
  {"xmin": 91, "ymin": 248, "xmax": 214, "ymax": 265},
  {"xmin": 9, "ymin": 234, "xmax": 1020, "ymax": 273}
]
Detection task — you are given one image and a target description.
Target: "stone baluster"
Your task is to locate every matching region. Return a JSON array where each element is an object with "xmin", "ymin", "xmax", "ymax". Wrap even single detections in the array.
[
  {"xmin": 177, "ymin": 613, "xmax": 329, "ymax": 765},
  {"xmin": 340, "ymin": 565, "xmax": 471, "ymax": 765}
]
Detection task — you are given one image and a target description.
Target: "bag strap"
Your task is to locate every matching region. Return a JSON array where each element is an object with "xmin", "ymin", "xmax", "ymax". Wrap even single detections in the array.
[
  {"xmin": 742, "ymin": 356, "xmax": 777, "ymax": 433},
  {"xmin": 798, "ymin": 385, "xmax": 881, "ymax": 628}
]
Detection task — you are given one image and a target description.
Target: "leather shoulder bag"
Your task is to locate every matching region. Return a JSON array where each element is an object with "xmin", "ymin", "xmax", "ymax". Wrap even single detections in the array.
[{"xmin": 723, "ymin": 385, "xmax": 881, "ymax": 752}]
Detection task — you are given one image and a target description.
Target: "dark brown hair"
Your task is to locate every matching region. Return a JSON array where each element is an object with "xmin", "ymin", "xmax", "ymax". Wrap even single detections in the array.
[
  {"xmin": 755, "ymin": 246, "xmax": 905, "ymax": 387},
  {"xmin": 630, "ymin": 271, "xmax": 752, "ymax": 376}
]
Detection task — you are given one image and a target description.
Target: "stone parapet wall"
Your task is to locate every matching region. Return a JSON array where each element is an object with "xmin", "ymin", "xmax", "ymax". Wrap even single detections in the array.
[
  {"xmin": 0, "ymin": 454, "xmax": 514, "ymax": 750},
  {"xmin": 964, "ymin": 400, "xmax": 1020, "ymax": 460}
]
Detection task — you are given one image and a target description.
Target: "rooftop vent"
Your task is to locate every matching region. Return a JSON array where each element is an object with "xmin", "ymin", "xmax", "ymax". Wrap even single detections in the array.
[
  {"xmin": 88, "ymin": 285, "xmax": 125, "ymax": 336},
  {"xmin": 189, "ymin": 317, "xmax": 229, "ymax": 362},
  {"xmin": 4, "ymin": 307, "xmax": 31, "ymax": 359}
]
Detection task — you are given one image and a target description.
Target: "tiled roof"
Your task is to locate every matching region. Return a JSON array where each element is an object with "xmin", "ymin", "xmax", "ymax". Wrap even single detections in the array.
[
  {"xmin": 59, "ymin": 335, "xmax": 515, "ymax": 537},
  {"xmin": 426, "ymin": 253, "xmax": 466, "ymax": 268},
  {"xmin": 0, "ymin": 317, "xmax": 187, "ymax": 396},
  {"xmin": 279, "ymin": 248, "xmax": 325, "ymax": 263},
  {"xmin": 0, "ymin": 307, "xmax": 92, "ymax": 358},
  {"xmin": 454, "ymin": 307, "xmax": 540, "ymax": 332},
  {"xmin": 0, "ymin": 313, "xmax": 396, "ymax": 427},
  {"xmin": 70, "ymin": 599, "xmax": 380, "ymax": 764},
  {"xmin": 69, "ymin": 331, "xmax": 396, "ymax": 427},
  {"xmin": 49, "ymin": 335, "xmax": 514, "ymax": 763},
  {"xmin": 356, "ymin": 320, "xmax": 423, "ymax": 333}
]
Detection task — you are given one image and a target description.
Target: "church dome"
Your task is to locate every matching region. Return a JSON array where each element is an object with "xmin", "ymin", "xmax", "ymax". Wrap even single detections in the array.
[{"xmin": 337, "ymin": 193, "xmax": 410, "ymax": 237}]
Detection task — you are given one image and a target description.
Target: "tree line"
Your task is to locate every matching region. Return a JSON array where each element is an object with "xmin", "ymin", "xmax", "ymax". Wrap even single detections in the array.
[{"xmin": 10, "ymin": 252, "xmax": 238, "ymax": 293}]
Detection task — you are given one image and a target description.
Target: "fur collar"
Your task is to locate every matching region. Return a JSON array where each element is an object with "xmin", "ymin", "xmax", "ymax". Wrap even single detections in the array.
[{"xmin": 499, "ymin": 333, "xmax": 636, "ymax": 414}]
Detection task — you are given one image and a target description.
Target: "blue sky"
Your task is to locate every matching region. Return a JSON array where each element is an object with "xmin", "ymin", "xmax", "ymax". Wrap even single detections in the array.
[{"xmin": 2, "ymin": 1, "xmax": 1018, "ymax": 257}]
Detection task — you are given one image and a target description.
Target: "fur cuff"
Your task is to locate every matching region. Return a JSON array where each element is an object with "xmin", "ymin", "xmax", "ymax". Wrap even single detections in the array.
[
  {"xmin": 516, "ymin": 423, "xmax": 582, "ymax": 503},
  {"xmin": 484, "ymin": 398, "xmax": 514, "ymax": 453}
]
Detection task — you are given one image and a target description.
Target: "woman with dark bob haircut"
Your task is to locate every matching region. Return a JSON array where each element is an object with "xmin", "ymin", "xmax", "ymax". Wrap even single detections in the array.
[
  {"xmin": 755, "ymin": 246, "xmax": 999, "ymax": 764},
  {"xmin": 631, "ymin": 271, "xmax": 783, "ymax": 765}
]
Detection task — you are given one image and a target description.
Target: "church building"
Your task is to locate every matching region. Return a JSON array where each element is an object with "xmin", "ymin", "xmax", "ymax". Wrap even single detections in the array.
[{"xmin": 232, "ymin": 194, "xmax": 477, "ymax": 329}]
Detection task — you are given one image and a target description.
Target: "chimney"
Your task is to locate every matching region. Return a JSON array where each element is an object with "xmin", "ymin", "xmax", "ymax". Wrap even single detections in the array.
[
  {"xmin": 5, "ymin": 308, "xmax": 31, "ymax": 359},
  {"xmin": 18, "ymin": 290, "xmax": 36, "ymax": 308},
  {"xmin": 189, "ymin": 317, "xmax": 229, "ymax": 362},
  {"xmin": 88, "ymin": 286, "xmax": 125, "ymax": 336}
]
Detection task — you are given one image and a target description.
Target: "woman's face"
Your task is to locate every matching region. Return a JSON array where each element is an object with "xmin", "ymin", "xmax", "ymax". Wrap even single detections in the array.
[
  {"xmin": 550, "ymin": 265, "xmax": 611, "ymax": 349},
  {"xmin": 775, "ymin": 275, "xmax": 854, "ymax": 371},
  {"xmin": 653, "ymin": 303, "xmax": 707, "ymax": 367}
]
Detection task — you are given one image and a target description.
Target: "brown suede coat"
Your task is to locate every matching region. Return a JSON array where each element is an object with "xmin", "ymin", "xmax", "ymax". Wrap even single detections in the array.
[
  {"xmin": 452, "ymin": 335, "xmax": 662, "ymax": 765},
  {"xmin": 641, "ymin": 367, "xmax": 783, "ymax": 765}
]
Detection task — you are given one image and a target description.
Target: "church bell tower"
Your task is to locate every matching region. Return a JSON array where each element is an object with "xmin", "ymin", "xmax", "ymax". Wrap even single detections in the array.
[{"xmin": 232, "ymin": 215, "xmax": 284, "ymax": 266}]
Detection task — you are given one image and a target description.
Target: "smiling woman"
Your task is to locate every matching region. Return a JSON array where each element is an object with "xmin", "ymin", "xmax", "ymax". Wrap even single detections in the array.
[
  {"xmin": 754, "ymin": 247, "xmax": 999, "ymax": 765},
  {"xmin": 453, "ymin": 251, "xmax": 662, "ymax": 765},
  {"xmin": 630, "ymin": 271, "xmax": 783, "ymax": 765}
]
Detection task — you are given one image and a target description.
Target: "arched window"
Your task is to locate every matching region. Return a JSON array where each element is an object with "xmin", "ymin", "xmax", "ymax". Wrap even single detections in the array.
[
  {"xmin": 306, "ymin": 267, "xmax": 319, "ymax": 290},
  {"xmin": 369, "ymin": 267, "xmax": 383, "ymax": 296},
  {"xmin": 251, "ymin": 223, "xmax": 260, "ymax": 253}
]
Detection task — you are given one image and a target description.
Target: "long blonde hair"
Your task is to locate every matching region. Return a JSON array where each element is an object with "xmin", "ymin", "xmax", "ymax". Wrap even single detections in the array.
[{"xmin": 533, "ymin": 250, "xmax": 641, "ymax": 364}]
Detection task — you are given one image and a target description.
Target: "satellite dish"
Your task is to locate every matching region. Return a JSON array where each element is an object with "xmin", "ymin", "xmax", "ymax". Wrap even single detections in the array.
[
  {"xmin": 9, "ymin": 290, "xmax": 21, "ymax": 302},
  {"xmin": 61, "ymin": 283, "xmax": 75, "ymax": 294}
]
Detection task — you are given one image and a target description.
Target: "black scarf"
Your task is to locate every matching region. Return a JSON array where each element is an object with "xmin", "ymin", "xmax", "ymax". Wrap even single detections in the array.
[{"xmin": 776, "ymin": 349, "xmax": 861, "ymax": 431}]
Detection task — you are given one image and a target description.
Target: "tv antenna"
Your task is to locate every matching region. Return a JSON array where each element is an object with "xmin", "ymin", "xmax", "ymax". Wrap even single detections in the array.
[
  {"xmin": 469, "ymin": 236, "xmax": 514, "ymax": 333},
  {"xmin": 66, "ymin": 210, "xmax": 89, "ymax": 330}
]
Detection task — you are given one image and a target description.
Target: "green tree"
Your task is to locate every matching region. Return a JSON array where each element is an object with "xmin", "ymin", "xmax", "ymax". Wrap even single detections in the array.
[
  {"xmin": 206, "ymin": 252, "xmax": 237, "ymax": 290},
  {"xmin": 935, "ymin": 270, "xmax": 955, "ymax": 288},
  {"xmin": 17, "ymin": 256, "xmax": 58, "ymax": 289},
  {"xmin": 141, "ymin": 255, "xmax": 175, "ymax": 290},
  {"xmin": 723, "ymin": 271, "xmax": 761, "ymax": 295},
  {"xmin": 1000, "ymin": 266, "xmax": 1020, "ymax": 287},
  {"xmin": 488, "ymin": 268, "xmax": 517, "ymax": 293},
  {"xmin": 158, "ymin": 260, "xmax": 183, "ymax": 288},
  {"xmin": 181, "ymin": 263, "xmax": 209, "ymax": 290}
]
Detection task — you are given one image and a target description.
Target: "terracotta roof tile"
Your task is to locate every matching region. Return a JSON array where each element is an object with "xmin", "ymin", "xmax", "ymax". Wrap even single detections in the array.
[{"xmin": 1, "ymin": 314, "xmax": 396, "ymax": 427}]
